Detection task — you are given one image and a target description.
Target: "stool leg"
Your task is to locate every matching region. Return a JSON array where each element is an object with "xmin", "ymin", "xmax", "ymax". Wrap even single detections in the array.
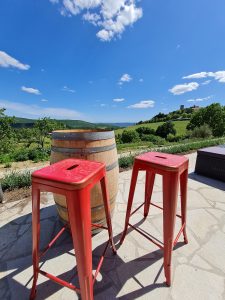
[
  {"xmin": 100, "ymin": 176, "xmax": 117, "ymax": 254},
  {"xmin": 30, "ymin": 185, "xmax": 40, "ymax": 300},
  {"xmin": 120, "ymin": 163, "xmax": 139, "ymax": 245},
  {"xmin": 180, "ymin": 169, "xmax": 188, "ymax": 244},
  {"xmin": 66, "ymin": 189, "xmax": 93, "ymax": 300},
  {"xmin": 144, "ymin": 171, "xmax": 155, "ymax": 218},
  {"xmin": 163, "ymin": 172, "xmax": 179, "ymax": 287}
]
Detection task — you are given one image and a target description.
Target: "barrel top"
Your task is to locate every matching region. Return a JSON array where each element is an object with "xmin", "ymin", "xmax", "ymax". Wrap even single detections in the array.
[{"xmin": 52, "ymin": 129, "xmax": 115, "ymax": 141}]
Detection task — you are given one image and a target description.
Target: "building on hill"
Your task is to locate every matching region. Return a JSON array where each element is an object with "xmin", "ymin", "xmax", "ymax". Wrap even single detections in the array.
[{"xmin": 190, "ymin": 105, "xmax": 200, "ymax": 111}]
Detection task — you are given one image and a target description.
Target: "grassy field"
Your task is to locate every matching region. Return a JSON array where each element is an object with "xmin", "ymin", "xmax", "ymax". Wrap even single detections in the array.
[{"xmin": 115, "ymin": 120, "xmax": 189, "ymax": 136}]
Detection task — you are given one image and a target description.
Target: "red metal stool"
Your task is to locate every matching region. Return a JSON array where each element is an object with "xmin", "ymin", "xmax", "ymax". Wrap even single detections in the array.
[
  {"xmin": 30, "ymin": 158, "xmax": 116, "ymax": 300},
  {"xmin": 120, "ymin": 152, "xmax": 189, "ymax": 286}
]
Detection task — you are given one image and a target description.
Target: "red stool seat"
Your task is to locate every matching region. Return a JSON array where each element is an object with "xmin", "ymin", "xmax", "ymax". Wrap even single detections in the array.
[
  {"xmin": 120, "ymin": 152, "xmax": 189, "ymax": 286},
  {"xmin": 30, "ymin": 158, "xmax": 116, "ymax": 300}
]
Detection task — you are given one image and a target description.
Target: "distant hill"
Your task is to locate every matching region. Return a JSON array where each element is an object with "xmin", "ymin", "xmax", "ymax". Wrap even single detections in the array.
[
  {"xmin": 98, "ymin": 122, "xmax": 135, "ymax": 128},
  {"xmin": 12, "ymin": 117, "xmax": 121, "ymax": 130}
]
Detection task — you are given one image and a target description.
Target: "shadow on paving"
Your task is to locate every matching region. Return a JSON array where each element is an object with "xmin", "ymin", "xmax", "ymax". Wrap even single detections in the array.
[
  {"xmin": 0, "ymin": 205, "xmax": 186, "ymax": 300},
  {"xmin": 188, "ymin": 172, "xmax": 225, "ymax": 191}
]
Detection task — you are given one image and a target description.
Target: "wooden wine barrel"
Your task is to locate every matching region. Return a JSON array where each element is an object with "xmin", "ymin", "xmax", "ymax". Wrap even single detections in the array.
[{"xmin": 50, "ymin": 129, "xmax": 119, "ymax": 233}]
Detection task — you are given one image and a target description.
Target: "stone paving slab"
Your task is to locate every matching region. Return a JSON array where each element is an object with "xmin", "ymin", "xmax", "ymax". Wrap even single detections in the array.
[{"xmin": 0, "ymin": 152, "xmax": 225, "ymax": 299}]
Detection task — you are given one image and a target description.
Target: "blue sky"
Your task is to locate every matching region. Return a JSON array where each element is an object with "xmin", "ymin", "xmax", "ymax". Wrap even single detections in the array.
[{"xmin": 1, "ymin": 0, "xmax": 225, "ymax": 123}]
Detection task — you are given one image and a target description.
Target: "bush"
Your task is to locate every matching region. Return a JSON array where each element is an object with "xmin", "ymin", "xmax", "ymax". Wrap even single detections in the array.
[
  {"xmin": 121, "ymin": 130, "xmax": 140, "ymax": 143},
  {"xmin": 190, "ymin": 124, "xmax": 212, "ymax": 139},
  {"xmin": 159, "ymin": 137, "xmax": 225, "ymax": 155},
  {"xmin": 135, "ymin": 126, "xmax": 156, "ymax": 135},
  {"xmin": 156, "ymin": 121, "xmax": 176, "ymax": 138},
  {"xmin": 140, "ymin": 134, "xmax": 166, "ymax": 145},
  {"xmin": 1, "ymin": 170, "xmax": 31, "ymax": 191},
  {"xmin": 28, "ymin": 148, "xmax": 50, "ymax": 162},
  {"xmin": 166, "ymin": 134, "xmax": 184, "ymax": 142},
  {"xmin": 187, "ymin": 103, "xmax": 225, "ymax": 137},
  {"xmin": 0, "ymin": 154, "xmax": 11, "ymax": 164},
  {"xmin": 115, "ymin": 133, "xmax": 122, "ymax": 144},
  {"xmin": 12, "ymin": 148, "xmax": 30, "ymax": 162},
  {"xmin": 119, "ymin": 156, "xmax": 134, "ymax": 169}
]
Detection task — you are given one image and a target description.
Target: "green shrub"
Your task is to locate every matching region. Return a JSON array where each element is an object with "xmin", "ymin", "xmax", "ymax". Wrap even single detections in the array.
[
  {"xmin": 135, "ymin": 127, "xmax": 156, "ymax": 135},
  {"xmin": 28, "ymin": 148, "xmax": 50, "ymax": 162},
  {"xmin": 0, "ymin": 154, "xmax": 11, "ymax": 164},
  {"xmin": 166, "ymin": 134, "xmax": 184, "ymax": 142},
  {"xmin": 115, "ymin": 133, "xmax": 122, "ymax": 144},
  {"xmin": 1, "ymin": 170, "xmax": 31, "ymax": 191},
  {"xmin": 119, "ymin": 156, "xmax": 134, "ymax": 169},
  {"xmin": 190, "ymin": 124, "xmax": 212, "ymax": 139},
  {"xmin": 121, "ymin": 130, "xmax": 140, "ymax": 143},
  {"xmin": 12, "ymin": 148, "xmax": 30, "ymax": 162},
  {"xmin": 159, "ymin": 137, "xmax": 225, "ymax": 155},
  {"xmin": 156, "ymin": 121, "xmax": 176, "ymax": 138}
]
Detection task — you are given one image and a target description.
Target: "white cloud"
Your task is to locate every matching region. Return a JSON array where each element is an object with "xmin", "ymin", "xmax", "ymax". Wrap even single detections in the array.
[
  {"xmin": 118, "ymin": 73, "xmax": 132, "ymax": 85},
  {"xmin": 96, "ymin": 29, "xmax": 114, "ymax": 41},
  {"xmin": 139, "ymin": 78, "xmax": 143, "ymax": 82},
  {"xmin": 41, "ymin": 99, "xmax": 48, "ymax": 102},
  {"xmin": 0, "ymin": 99, "xmax": 82, "ymax": 119},
  {"xmin": 0, "ymin": 51, "xmax": 30, "ymax": 70},
  {"xmin": 100, "ymin": 103, "xmax": 106, "ymax": 107},
  {"xmin": 169, "ymin": 82, "xmax": 199, "ymax": 95},
  {"xmin": 113, "ymin": 98, "xmax": 125, "ymax": 102},
  {"xmin": 183, "ymin": 72, "xmax": 208, "ymax": 79},
  {"xmin": 82, "ymin": 12, "xmax": 100, "ymax": 25},
  {"xmin": 21, "ymin": 86, "xmax": 41, "ymax": 95},
  {"xmin": 61, "ymin": 85, "xmax": 76, "ymax": 93},
  {"xmin": 128, "ymin": 100, "xmax": 155, "ymax": 109},
  {"xmin": 183, "ymin": 71, "xmax": 225, "ymax": 83},
  {"xmin": 51, "ymin": 0, "xmax": 143, "ymax": 41},
  {"xmin": 187, "ymin": 96, "xmax": 211, "ymax": 103},
  {"xmin": 202, "ymin": 80, "xmax": 211, "ymax": 85},
  {"xmin": 49, "ymin": 0, "xmax": 59, "ymax": 3},
  {"xmin": 209, "ymin": 71, "xmax": 225, "ymax": 83}
]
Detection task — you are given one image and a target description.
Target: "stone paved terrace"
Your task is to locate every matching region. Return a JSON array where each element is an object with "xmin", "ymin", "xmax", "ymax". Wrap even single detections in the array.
[{"xmin": 0, "ymin": 152, "xmax": 225, "ymax": 300}]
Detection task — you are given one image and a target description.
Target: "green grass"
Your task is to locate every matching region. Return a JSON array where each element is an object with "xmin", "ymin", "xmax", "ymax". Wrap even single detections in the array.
[
  {"xmin": 118, "ymin": 137, "xmax": 225, "ymax": 169},
  {"xmin": 115, "ymin": 120, "xmax": 189, "ymax": 136},
  {"xmin": 1, "ymin": 170, "xmax": 31, "ymax": 191}
]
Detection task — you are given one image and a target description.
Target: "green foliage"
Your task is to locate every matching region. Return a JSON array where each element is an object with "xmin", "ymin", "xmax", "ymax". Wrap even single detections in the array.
[
  {"xmin": 166, "ymin": 134, "xmax": 184, "ymax": 142},
  {"xmin": 140, "ymin": 134, "xmax": 166, "ymax": 145},
  {"xmin": 12, "ymin": 148, "xmax": 30, "ymax": 161},
  {"xmin": 135, "ymin": 126, "xmax": 156, "ymax": 135},
  {"xmin": 121, "ymin": 130, "xmax": 140, "ymax": 143},
  {"xmin": 34, "ymin": 118, "xmax": 57, "ymax": 149},
  {"xmin": 190, "ymin": 124, "xmax": 212, "ymax": 139},
  {"xmin": 0, "ymin": 108, "xmax": 15, "ymax": 154},
  {"xmin": 159, "ymin": 137, "xmax": 225, "ymax": 155},
  {"xmin": 1, "ymin": 170, "xmax": 31, "ymax": 191},
  {"xmin": 136, "ymin": 107, "xmax": 193, "ymax": 124},
  {"xmin": 115, "ymin": 133, "xmax": 122, "ymax": 144},
  {"xmin": 187, "ymin": 103, "xmax": 225, "ymax": 137},
  {"xmin": 119, "ymin": 156, "xmax": 134, "ymax": 169},
  {"xmin": 28, "ymin": 148, "xmax": 50, "ymax": 162},
  {"xmin": 156, "ymin": 121, "xmax": 176, "ymax": 138}
]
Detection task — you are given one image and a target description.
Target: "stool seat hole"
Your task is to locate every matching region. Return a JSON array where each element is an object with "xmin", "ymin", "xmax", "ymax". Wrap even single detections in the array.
[
  {"xmin": 155, "ymin": 155, "xmax": 167, "ymax": 159},
  {"xmin": 67, "ymin": 164, "xmax": 79, "ymax": 170}
]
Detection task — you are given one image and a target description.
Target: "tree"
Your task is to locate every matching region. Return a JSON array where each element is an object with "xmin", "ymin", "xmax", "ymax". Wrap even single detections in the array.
[
  {"xmin": 0, "ymin": 108, "xmax": 15, "ymax": 154},
  {"xmin": 34, "ymin": 118, "xmax": 57, "ymax": 149},
  {"xmin": 121, "ymin": 130, "xmax": 140, "ymax": 143},
  {"xmin": 156, "ymin": 121, "xmax": 176, "ymax": 138},
  {"xmin": 135, "ymin": 126, "xmax": 155, "ymax": 135},
  {"xmin": 187, "ymin": 103, "xmax": 225, "ymax": 137}
]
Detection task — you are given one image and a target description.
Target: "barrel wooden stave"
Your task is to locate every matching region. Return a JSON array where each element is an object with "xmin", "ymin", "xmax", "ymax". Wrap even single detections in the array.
[{"xmin": 50, "ymin": 130, "xmax": 118, "ymax": 232}]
